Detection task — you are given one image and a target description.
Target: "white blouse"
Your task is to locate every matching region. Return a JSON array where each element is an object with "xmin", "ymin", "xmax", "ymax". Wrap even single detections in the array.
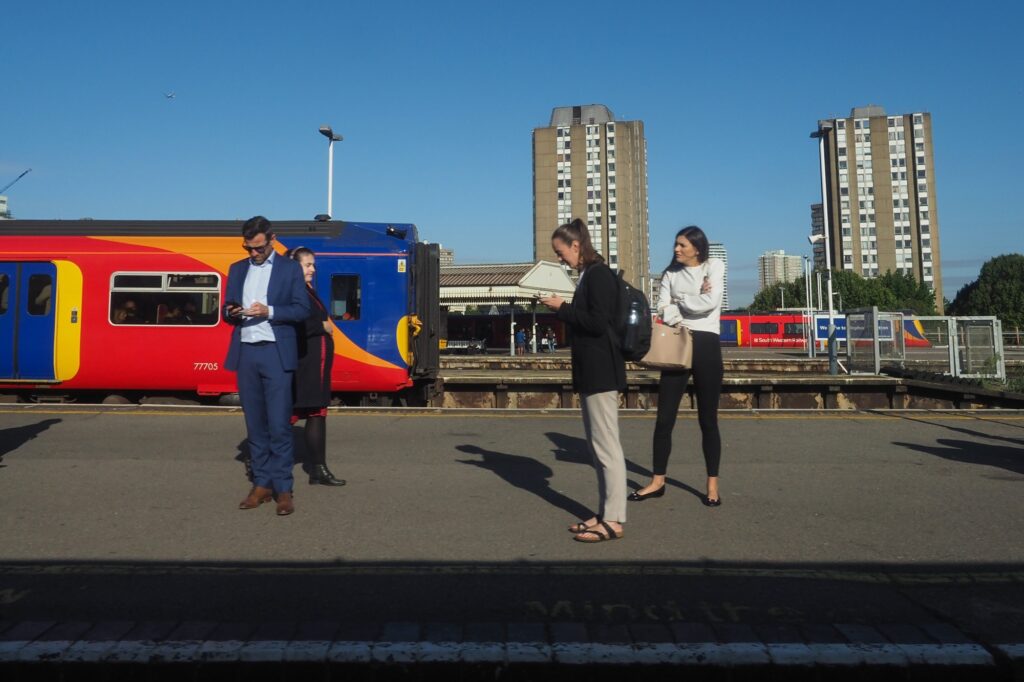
[{"xmin": 657, "ymin": 258, "xmax": 725, "ymax": 335}]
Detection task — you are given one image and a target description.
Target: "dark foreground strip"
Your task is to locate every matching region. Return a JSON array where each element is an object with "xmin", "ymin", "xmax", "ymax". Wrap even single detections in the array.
[{"xmin": 0, "ymin": 621, "xmax": 1020, "ymax": 680}]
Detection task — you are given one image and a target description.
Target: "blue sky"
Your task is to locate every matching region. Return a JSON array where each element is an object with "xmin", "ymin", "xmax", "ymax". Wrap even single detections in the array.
[{"xmin": 3, "ymin": 0, "xmax": 1021, "ymax": 306}]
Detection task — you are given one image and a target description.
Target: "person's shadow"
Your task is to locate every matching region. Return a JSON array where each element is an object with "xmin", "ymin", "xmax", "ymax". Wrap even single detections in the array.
[
  {"xmin": 893, "ymin": 438, "xmax": 1024, "ymax": 476},
  {"xmin": 0, "ymin": 418, "xmax": 62, "ymax": 468},
  {"xmin": 544, "ymin": 430, "xmax": 704, "ymax": 501},
  {"xmin": 233, "ymin": 425, "xmax": 314, "ymax": 483},
  {"xmin": 234, "ymin": 440, "xmax": 252, "ymax": 482},
  {"xmin": 455, "ymin": 444, "xmax": 592, "ymax": 520}
]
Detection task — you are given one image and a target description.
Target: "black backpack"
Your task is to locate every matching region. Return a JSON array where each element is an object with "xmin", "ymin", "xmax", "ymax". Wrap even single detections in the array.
[{"xmin": 614, "ymin": 271, "xmax": 652, "ymax": 362}]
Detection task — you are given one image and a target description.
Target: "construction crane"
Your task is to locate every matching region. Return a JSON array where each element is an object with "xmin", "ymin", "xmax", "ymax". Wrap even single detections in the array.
[{"xmin": 1, "ymin": 168, "xmax": 32, "ymax": 194}]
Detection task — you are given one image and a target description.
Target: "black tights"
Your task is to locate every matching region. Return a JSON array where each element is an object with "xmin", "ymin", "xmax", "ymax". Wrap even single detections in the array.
[
  {"xmin": 304, "ymin": 415, "xmax": 326, "ymax": 466},
  {"xmin": 652, "ymin": 330, "xmax": 723, "ymax": 477}
]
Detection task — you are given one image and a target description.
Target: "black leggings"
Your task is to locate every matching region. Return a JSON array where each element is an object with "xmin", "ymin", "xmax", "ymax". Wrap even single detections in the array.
[{"xmin": 652, "ymin": 330, "xmax": 723, "ymax": 477}]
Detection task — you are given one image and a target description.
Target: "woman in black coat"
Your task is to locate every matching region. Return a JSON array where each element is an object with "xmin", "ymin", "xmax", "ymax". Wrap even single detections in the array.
[
  {"xmin": 288, "ymin": 247, "xmax": 345, "ymax": 487},
  {"xmin": 538, "ymin": 218, "xmax": 626, "ymax": 543}
]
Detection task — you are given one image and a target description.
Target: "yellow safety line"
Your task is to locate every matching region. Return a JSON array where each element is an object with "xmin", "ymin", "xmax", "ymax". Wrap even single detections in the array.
[{"xmin": 0, "ymin": 407, "xmax": 1021, "ymax": 421}]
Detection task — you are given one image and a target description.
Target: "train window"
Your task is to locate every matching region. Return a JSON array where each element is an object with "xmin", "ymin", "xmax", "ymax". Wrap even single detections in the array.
[
  {"xmin": 750, "ymin": 323, "xmax": 778, "ymax": 335},
  {"xmin": 27, "ymin": 275, "xmax": 53, "ymax": 315},
  {"xmin": 169, "ymin": 274, "xmax": 218, "ymax": 288},
  {"xmin": 331, "ymin": 275, "xmax": 361, "ymax": 321},
  {"xmin": 784, "ymin": 323, "xmax": 806, "ymax": 336},
  {"xmin": 109, "ymin": 271, "xmax": 221, "ymax": 326},
  {"xmin": 0, "ymin": 274, "xmax": 8, "ymax": 314},
  {"xmin": 113, "ymin": 274, "xmax": 163, "ymax": 289}
]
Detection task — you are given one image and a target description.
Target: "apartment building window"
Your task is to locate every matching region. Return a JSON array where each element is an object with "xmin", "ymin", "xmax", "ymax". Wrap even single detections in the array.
[{"xmin": 913, "ymin": 115, "xmax": 923, "ymax": 124}]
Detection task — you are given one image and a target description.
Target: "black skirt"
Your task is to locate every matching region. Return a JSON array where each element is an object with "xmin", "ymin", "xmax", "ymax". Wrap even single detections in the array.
[{"xmin": 293, "ymin": 289, "xmax": 334, "ymax": 409}]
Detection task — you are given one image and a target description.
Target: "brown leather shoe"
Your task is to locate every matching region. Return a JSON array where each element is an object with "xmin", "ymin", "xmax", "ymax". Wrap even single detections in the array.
[
  {"xmin": 276, "ymin": 491, "xmax": 295, "ymax": 516},
  {"xmin": 239, "ymin": 486, "xmax": 273, "ymax": 510}
]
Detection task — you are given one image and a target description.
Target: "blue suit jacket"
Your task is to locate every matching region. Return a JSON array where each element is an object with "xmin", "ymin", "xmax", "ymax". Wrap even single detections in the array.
[{"xmin": 223, "ymin": 255, "xmax": 310, "ymax": 372}]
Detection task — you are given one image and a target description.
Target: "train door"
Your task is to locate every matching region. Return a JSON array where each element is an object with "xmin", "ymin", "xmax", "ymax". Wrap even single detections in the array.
[
  {"xmin": 0, "ymin": 262, "xmax": 57, "ymax": 380},
  {"xmin": 719, "ymin": 318, "xmax": 739, "ymax": 347},
  {"xmin": 411, "ymin": 242, "xmax": 440, "ymax": 380}
]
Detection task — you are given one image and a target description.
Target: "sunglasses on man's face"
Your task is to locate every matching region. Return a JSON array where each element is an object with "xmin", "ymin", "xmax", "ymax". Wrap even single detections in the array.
[{"xmin": 242, "ymin": 240, "xmax": 272, "ymax": 253}]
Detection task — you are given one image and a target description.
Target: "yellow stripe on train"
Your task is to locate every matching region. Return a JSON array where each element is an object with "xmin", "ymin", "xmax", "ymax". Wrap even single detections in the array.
[{"xmin": 53, "ymin": 260, "xmax": 84, "ymax": 382}]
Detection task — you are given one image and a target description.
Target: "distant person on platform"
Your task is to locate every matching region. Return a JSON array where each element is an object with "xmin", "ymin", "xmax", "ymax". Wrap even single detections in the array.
[{"xmin": 224, "ymin": 216, "xmax": 309, "ymax": 516}]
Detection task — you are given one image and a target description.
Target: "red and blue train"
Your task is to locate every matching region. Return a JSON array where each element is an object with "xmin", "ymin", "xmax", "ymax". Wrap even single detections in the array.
[
  {"xmin": 719, "ymin": 312, "xmax": 930, "ymax": 348},
  {"xmin": 0, "ymin": 219, "xmax": 440, "ymax": 404}
]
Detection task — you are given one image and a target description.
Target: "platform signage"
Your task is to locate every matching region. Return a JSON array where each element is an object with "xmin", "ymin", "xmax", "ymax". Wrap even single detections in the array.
[{"xmin": 815, "ymin": 316, "xmax": 847, "ymax": 341}]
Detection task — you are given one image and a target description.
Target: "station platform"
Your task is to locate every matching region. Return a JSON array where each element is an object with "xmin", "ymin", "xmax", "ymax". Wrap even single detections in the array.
[{"xmin": 1, "ymin": 405, "xmax": 1022, "ymax": 678}]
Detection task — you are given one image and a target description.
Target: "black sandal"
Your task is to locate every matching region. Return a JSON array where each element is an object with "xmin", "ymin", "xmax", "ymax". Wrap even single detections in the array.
[
  {"xmin": 573, "ymin": 520, "xmax": 623, "ymax": 543},
  {"xmin": 567, "ymin": 518, "xmax": 599, "ymax": 533}
]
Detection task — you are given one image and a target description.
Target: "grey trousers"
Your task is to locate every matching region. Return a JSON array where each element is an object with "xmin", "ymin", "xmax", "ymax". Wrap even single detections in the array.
[{"xmin": 580, "ymin": 390, "xmax": 627, "ymax": 524}]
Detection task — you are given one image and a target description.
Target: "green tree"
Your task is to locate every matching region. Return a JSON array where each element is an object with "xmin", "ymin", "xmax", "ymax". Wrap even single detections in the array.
[
  {"xmin": 750, "ymin": 278, "xmax": 806, "ymax": 311},
  {"xmin": 876, "ymin": 270, "xmax": 937, "ymax": 315},
  {"xmin": 947, "ymin": 254, "xmax": 1024, "ymax": 328},
  {"xmin": 753, "ymin": 269, "xmax": 937, "ymax": 314}
]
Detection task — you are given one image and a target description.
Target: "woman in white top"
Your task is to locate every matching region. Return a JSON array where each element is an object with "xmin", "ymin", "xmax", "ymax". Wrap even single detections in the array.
[{"xmin": 629, "ymin": 226, "xmax": 726, "ymax": 507}]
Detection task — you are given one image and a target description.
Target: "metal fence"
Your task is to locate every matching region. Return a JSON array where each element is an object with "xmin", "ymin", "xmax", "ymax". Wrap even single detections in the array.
[
  {"xmin": 849, "ymin": 313, "xmax": 1005, "ymax": 380},
  {"xmin": 845, "ymin": 308, "xmax": 906, "ymax": 375},
  {"xmin": 1003, "ymin": 327, "xmax": 1024, "ymax": 348},
  {"xmin": 956, "ymin": 317, "xmax": 1005, "ymax": 379}
]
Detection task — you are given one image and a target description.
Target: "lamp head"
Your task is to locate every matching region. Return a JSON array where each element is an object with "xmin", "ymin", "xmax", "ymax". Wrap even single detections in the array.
[
  {"xmin": 808, "ymin": 234, "xmax": 825, "ymax": 245},
  {"xmin": 319, "ymin": 125, "xmax": 343, "ymax": 142}
]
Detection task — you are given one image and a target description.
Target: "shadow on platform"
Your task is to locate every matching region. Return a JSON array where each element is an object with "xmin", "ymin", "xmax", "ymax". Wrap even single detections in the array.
[{"xmin": 0, "ymin": 418, "xmax": 61, "ymax": 464}]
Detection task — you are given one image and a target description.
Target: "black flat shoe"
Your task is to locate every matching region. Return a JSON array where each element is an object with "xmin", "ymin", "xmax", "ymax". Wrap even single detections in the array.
[
  {"xmin": 703, "ymin": 495, "xmax": 722, "ymax": 507},
  {"xmin": 309, "ymin": 465, "xmax": 346, "ymax": 487},
  {"xmin": 628, "ymin": 486, "xmax": 665, "ymax": 502}
]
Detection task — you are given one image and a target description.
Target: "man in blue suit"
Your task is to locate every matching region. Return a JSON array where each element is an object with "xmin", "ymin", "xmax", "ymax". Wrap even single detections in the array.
[{"xmin": 225, "ymin": 216, "xmax": 310, "ymax": 516}]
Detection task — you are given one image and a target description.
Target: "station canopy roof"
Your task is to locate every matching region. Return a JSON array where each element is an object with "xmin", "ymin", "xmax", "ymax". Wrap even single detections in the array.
[{"xmin": 440, "ymin": 261, "xmax": 576, "ymax": 307}]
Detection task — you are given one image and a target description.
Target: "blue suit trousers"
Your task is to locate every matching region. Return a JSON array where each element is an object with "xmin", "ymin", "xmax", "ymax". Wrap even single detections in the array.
[{"xmin": 237, "ymin": 342, "xmax": 295, "ymax": 493}]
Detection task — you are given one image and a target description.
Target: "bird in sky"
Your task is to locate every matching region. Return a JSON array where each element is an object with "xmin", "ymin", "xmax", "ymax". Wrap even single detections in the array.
[{"xmin": 164, "ymin": 92, "xmax": 176, "ymax": 100}]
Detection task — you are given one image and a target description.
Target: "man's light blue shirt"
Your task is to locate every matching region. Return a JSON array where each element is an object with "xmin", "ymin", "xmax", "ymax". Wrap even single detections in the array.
[{"xmin": 240, "ymin": 251, "xmax": 277, "ymax": 343}]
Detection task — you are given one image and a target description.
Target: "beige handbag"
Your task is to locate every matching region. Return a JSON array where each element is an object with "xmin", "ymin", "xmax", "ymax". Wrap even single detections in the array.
[{"xmin": 640, "ymin": 323, "xmax": 692, "ymax": 369}]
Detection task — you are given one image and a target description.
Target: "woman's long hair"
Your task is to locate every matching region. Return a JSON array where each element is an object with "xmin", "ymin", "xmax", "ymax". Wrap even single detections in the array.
[
  {"xmin": 552, "ymin": 218, "xmax": 604, "ymax": 270},
  {"xmin": 664, "ymin": 225, "xmax": 709, "ymax": 272}
]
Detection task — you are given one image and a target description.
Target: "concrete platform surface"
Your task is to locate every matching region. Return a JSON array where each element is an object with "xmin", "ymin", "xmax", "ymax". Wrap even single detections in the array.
[{"xmin": 0, "ymin": 405, "xmax": 1022, "ymax": 677}]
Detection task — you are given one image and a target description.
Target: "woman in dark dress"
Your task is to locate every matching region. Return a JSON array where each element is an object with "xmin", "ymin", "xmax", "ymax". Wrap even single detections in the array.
[{"xmin": 288, "ymin": 247, "xmax": 345, "ymax": 487}]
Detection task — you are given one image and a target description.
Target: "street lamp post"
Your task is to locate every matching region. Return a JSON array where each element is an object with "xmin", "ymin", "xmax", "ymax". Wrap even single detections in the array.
[
  {"xmin": 319, "ymin": 125, "xmax": 343, "ymax": 219},
  {"xmin": 804, "ymin": 255, "xmax": 814, "ymax": 358},
  {"xmin": 810, "ymin": 120, "xmax": 838, "ymax": 375}
]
